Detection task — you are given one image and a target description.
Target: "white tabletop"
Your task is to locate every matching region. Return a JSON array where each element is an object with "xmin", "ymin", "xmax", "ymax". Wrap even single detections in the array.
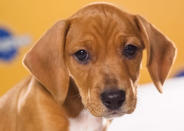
[{"xmin": 108, "ymin": 77, "xmax": 184, "ymax": 131}]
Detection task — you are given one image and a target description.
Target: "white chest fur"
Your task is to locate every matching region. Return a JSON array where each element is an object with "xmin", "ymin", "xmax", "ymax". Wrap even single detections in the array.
[{"xmin": 69, "ymin": 109, "xmax": 104, "ymax": 131}]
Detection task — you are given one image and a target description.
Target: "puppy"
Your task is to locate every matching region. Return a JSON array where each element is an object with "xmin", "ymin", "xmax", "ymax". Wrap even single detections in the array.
[{"xmin": 0, "ymin": 2, "xmax": 176, "ymax": 131}]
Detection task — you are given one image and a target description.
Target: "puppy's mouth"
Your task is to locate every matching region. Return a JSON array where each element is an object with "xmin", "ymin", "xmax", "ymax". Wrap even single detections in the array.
[
  {"xmin": 102, "ymin": 104, "xmax": 136, "ymax": 119},
  {"xmin": 104, "ymin": 111, "xmax": 125, "ymax": 119},
  {"xmin": 103, "ymin": 109, "xmax": 135, "ymax": 119}
]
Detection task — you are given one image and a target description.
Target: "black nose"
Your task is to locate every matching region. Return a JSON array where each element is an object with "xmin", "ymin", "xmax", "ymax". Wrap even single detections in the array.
[{"xmin": 100, "ymin": 90, "xmax": 126, "ymax": 110}]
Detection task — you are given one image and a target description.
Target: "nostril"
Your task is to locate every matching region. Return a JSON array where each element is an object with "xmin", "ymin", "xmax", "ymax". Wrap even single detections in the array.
[{"xmin": 100, "ymin": 89, "xmax": 126, "ymax": 110}]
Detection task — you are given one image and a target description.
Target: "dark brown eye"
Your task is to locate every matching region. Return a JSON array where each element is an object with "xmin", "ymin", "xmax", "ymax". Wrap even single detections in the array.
[
  {"xmin": 123, "ymin": 44, "xmax": 138, "ymax": 58},
  {"xmin": 73, "ymin": 49, "xmax": 90, "ymax": 64}
]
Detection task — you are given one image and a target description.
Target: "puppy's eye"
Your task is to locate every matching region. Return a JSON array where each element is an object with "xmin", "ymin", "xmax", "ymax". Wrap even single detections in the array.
[
  {"xmin": 123, "ymin": 44, "xmax": 138, "ymax": 58},
  {"xmin": 74, "ymin": 49, "xmax": 89, "ymax": 64}
]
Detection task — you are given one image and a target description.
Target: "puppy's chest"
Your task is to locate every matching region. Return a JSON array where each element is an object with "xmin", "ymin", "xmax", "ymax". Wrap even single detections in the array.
[{"xmin": 69, "ymin": 110, "xmax": 104, "ymax": 131}]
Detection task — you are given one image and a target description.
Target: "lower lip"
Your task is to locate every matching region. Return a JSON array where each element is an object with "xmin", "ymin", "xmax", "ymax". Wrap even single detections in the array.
[{"xmin": 104, "ymin": 111, "xmax": 125, "ymax": 118}]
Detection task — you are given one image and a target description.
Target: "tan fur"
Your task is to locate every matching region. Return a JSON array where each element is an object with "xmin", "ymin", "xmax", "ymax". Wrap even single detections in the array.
[{"xmin": 0, "ymin": 2, "xmax": 176, "ymax": 131}]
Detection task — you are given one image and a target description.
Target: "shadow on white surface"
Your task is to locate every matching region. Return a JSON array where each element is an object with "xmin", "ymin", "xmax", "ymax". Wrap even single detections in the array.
[{"xmin": 108, "ymin": 77, "xmax": 184, "ymax": 131}]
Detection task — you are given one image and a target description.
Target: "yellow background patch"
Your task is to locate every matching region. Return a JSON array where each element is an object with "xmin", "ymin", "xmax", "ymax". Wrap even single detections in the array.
[{"xmin": 0, "ymin": 0, "xmax": 183, "ymax": 96}]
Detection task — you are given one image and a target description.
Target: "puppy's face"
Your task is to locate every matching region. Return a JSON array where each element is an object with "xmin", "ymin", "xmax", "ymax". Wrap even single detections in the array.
[
  {"xmin": 65, "ymin": 6, "xmax": 144, "ymax": 118},
  {"xmin": 23, "ymin": 3, "xmax": 175, "ymax": 119}
]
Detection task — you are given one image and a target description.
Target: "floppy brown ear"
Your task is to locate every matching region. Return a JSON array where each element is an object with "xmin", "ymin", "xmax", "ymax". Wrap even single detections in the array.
[
  {"xmin": 23, "ymin": 20, "xmax": 70, "ymax": 104},
  {"xmin": 135, "ymin": 15, "xmax": 176, "ymax": 93}
]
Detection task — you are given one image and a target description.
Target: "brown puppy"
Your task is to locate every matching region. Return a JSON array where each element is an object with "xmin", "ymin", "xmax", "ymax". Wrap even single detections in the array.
[{"xmin": 0, "ymin": 2, "xmax": 176, "ymax": 131}]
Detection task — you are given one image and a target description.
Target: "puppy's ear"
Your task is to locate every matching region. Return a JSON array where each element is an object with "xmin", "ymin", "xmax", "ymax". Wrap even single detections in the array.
[
  {"xmin": 23, "ymin": 20, "xmax": 70, "ymax": 104},
  {"xmin": 135, "ymin": 15, "xmax": 176, "ymax": 93}
]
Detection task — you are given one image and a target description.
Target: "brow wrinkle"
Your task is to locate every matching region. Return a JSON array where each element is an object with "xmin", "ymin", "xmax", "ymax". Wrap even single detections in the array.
[
  {"xmin": 106, "ymin": 20, "xmax": 117, "ymax": 38},
  {"xmin": 90, "ymin": 17, "xmax": 119, "ymax": 46},
  {"xmin": 104, "ymin": 19, "xmax": 111, "ymax": 35},
  {"xmin": 91, "ymin": 23, "xmax": 104, "ymax": 37}
]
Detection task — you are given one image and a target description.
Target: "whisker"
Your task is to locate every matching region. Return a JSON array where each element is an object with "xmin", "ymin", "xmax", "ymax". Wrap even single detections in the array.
[{"xmin": 88, "ymin": 87, "xmax": 91, "ymax": 102}]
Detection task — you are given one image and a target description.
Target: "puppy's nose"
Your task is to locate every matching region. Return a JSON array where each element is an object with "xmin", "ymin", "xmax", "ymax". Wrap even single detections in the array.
[{"xmin": 100, "ymin": 90, "xmax": 126, "ymax": 110}]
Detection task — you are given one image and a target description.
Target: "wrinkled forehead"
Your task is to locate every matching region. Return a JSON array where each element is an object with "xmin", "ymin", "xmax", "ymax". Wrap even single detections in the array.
[{"xmin": 66, "ymin": 4, "xmax": 140, "ymax": 46}]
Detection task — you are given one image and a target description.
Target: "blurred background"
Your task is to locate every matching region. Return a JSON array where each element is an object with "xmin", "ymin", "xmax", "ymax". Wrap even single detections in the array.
[{"xmin": 0, "ymin": 0, "xmax": 184, "ymax": 95}]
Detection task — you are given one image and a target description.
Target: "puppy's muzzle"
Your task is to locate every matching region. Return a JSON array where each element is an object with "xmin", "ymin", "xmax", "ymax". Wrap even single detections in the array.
[{"xmin": 100, "ymin": 89, "xmax": 126, "ymax": 110}]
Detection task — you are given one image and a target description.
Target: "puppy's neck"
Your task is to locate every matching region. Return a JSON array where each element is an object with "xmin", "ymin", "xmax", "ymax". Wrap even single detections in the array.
[
  {"xmin": 34, "ymin": 77, "xmax": 84, "ymax": 118},
  {"xmin": 63, "ymin": 78, "xmax": 84, "ymax": 118}
]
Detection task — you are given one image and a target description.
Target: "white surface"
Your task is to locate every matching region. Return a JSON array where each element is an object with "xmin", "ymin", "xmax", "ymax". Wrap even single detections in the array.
[{"xmin": 108, "ymin": 77, "xmax": 184, "ymax": 131}]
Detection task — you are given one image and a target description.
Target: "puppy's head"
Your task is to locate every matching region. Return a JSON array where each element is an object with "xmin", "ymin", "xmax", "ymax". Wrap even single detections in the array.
[{"xmin": 23, "ymin": 3, "xmax": 176, "ymax": 118}]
